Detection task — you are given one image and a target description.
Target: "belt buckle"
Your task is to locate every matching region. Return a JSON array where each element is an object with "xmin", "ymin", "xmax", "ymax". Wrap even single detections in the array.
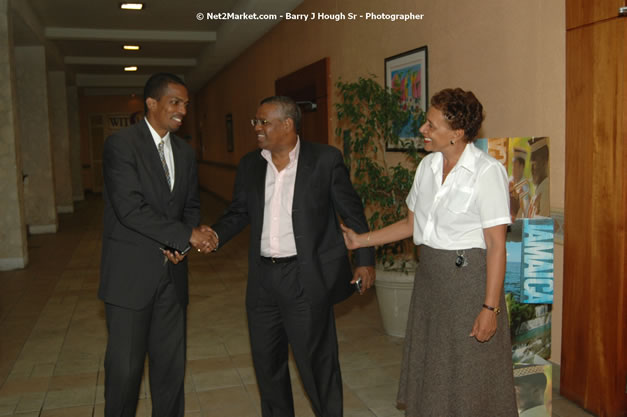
[{"xmin": 271, "ymin": 257, "xmax": 277, "ymax": 264}]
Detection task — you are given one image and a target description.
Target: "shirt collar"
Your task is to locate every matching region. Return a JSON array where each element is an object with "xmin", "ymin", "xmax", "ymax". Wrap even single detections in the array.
[
  {"xmin": 456, "ymin": 143, "xmax": 478, "ymax": 173},
  {"xmin": 431, "ymin": 143, "xmax": 478, "ymax": 174},
  {"xmin": 145, "ymin": 118, "xmax": 171, "ymax": 147},
  {"xmin": 261, "ymin": 136, "xmax": 300, "ymax": 167}
]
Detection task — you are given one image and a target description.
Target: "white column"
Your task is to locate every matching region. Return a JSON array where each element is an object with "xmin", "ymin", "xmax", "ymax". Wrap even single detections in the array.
[{"xmin": 0, "ymin": 0, "xmax": 28, "ymax": 269}]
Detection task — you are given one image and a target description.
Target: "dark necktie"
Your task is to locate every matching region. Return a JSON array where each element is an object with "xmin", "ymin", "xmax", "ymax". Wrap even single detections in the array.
[{"xmin": 158, "ymin": 140, "xmax": 172, "ymax": 190}]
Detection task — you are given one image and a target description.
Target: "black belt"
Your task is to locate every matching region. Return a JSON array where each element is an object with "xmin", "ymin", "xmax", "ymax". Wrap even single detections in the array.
[{"xmin": 260, "ymin": 255, "xmax": 298, "ymax": 264}]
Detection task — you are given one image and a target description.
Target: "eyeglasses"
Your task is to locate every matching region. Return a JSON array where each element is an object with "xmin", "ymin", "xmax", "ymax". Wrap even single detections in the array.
[{"xmin": 250, "ymin": 118, "xmax": 271, "ymax": 127}]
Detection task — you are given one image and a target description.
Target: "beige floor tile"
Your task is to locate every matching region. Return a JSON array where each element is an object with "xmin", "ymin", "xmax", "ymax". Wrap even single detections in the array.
[
  {"xmin": 352, "ymin": 383, "xmax": 402, "ymax": 417},
  {"xmin": 185, "ymin": 391, "xmax": 200, "ymax": 412},
  {"xmin": 191, "ymin": 368, "xmax": 243, "ymax": 392},
  {"xmin": 93, "ymin": 403, "xmax": 104, "ymax": 417},
  {"xmin": 52, "ymin": 359, "xmax": 100, "ymax": 376},
  {"xmin": 48, "ymin": 373, "xmax": 98, "ymax": 391},
  {"xmin": 343, "ymin": 387, "xmax": 377, "ymax": 417},
  {"xmin": 292, "ymin": 392, "xmax": 316, "ymax": 417},
  {"xmin": 14, "ymin": 391, "xmax": 46, "ymax": 413},
  {"xmin": 342, "ymin": 364, "xmax": 401, "ymax": 389},
  {"xmin": 234, "ymin": 366, "xmax": 257, "ymax": 385},
  {"xmin": 31, "ymin": 363, "xmax": 56, "ymax": 377},
  {"xmin": 0, "ymin": 376, "xmax": 50, "ymax": 396},
  {"xmin": 227, "ymin": 353, "xmax": 254, "ymax": 368},
  {"xmin": 339, "ymin": 345, "xmax": 403, "ymax": 371},
  {"xmin": 94, "ymin": 385, "xmax": 104, "ymax": 404},
  {"xmin": 42, "ymin": 387, "xmax": 96, "ymax": 410},
  {"xmin": 0, "ymin": 395, "xmax": 18, "ymax": 416},
  {"xmin": 552, "ymin": 394, "xmax": 595, "ymax": 417},
  {"xmin": 40, "ymin": 405, "xmax": 94, "ymax": 417},
  {"xmin": 187, "ymin": 356, "xmax": 233, "ymax": 374},
  {"xmin": 196, "ymin": 386, "xmax": 259, "ymax": 417},
  {"xmin": 6, "ymin": 361, "xmax": 36, "ymax": 377}
]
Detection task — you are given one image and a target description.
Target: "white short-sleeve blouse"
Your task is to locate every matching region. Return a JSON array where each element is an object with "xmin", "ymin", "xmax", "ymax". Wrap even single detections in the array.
[{"xmin": 406, "ymin": 143, "xmax": 511, "ymax": 250}]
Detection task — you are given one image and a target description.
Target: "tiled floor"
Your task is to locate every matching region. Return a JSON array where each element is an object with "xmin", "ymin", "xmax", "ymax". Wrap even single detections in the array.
[{"xmin": 0, "ymin": 192, "xmax": 596, "ymax": 416}]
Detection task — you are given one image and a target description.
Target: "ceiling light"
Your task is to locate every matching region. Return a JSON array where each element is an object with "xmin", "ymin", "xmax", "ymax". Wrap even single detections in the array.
[
  {"xmin": 120, "ymin": 3, "xmax": 144, "ymax": 10},
  {"xmin": 124, "ymin": 66, "xmax": 138, "ymax": 72},
  {"xmin": 123, "ymin": 45, "xmax": 140, "ymax": 51}
]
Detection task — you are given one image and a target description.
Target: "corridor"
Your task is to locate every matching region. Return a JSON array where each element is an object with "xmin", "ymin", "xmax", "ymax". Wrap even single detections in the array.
[{"xmin": 0, "ymin": 192, "xmax": 591, "ymax": 416}]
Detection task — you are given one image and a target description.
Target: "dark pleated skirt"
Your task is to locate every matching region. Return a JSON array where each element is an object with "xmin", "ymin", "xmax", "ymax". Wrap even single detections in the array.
[{"xmin": 397, "ymin": 246, "xmax": 518, "ymax": 417}]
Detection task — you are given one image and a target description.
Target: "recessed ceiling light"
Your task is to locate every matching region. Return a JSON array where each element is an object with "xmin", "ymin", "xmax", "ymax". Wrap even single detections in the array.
[
  {"xmin": 120, "ymin": 3, "xmax": 144, "ymax": 10},
  {"xmin": 123, "ymin": 45, "xmax": 140, "ymax": 51},
  {"xmin": 124, "ymin": 66, "xmax": 138, "ymax": 72}
]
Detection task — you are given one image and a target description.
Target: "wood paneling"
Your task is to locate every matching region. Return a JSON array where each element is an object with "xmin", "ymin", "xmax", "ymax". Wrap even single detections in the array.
[
  {"xmin": 566, "ymin": 0, "xmax": 625, "ymax": 30},
  {"xmin": 275, "ymin": 58, "xmax": 330, "ymax": 145},
  {"xmin": 563, "ymin": 17, "xmax": 627, "ymax": 417}
]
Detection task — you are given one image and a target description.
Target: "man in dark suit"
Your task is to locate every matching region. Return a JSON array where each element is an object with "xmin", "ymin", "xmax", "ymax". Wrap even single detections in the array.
[
  {"xmin": 99, "ymin": 73, "xmax": 215, "ymax": 417},
  {"xmin": 209, "ymin": 96, "xmax": 375, "ymax": 417}
]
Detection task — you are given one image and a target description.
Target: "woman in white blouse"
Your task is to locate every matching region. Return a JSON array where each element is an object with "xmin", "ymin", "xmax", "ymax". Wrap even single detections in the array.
[{"xmin": 342, "ymin": 88, "xmax": 518, "ymax": 416}]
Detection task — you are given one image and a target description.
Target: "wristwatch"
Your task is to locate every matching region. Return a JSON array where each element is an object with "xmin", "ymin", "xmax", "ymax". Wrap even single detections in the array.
[{"xmin": 482, "ymin": 303, "xmax": 501, "ymax": 315}]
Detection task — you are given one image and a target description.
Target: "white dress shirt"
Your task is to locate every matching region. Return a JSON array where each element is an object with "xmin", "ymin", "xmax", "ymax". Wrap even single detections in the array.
[
  {"xmin": 260, "ymin": 139, "xmax": 300, "ymax": 257},
  {"xmin": 145, "ymin": 118, "xmax": 175, "ymax": 190},
  {"xmin": 406, "ymin": 143, "xmax": 511, "ymax": 250}
]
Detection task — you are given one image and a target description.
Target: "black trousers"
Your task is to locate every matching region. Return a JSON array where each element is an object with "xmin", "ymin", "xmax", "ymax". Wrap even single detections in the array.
[
  {"xmin": 104, "ymin": 272, "xmax": 186, "ymax": 417},
  {"xmin": 247, "ymin": 260, "xmax": 343, "ymax": 417}
]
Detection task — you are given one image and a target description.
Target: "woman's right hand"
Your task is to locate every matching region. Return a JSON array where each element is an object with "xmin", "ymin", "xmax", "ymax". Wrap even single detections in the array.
[{"xmin": 340, "ymin": 224, "xmax": 361, "ymax": 250}]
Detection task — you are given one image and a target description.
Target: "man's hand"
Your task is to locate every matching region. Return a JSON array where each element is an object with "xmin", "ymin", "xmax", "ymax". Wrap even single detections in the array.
[
  {"xmin": 190, "ymin": 226, "xmax": 219, "ymax": 253},
  {"xmin": 162, "ymin": 248, "xmax": 186, "ymax": 264},
  {"xmin": 351, "ymin": 266, "xmax": 375, "ymax": 295}
]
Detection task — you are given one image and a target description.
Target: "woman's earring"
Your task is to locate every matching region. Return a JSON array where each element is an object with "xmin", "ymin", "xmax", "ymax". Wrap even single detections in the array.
[{"xmin": 450, "ymin": 140, "xmax": 455, "ymax": 145}]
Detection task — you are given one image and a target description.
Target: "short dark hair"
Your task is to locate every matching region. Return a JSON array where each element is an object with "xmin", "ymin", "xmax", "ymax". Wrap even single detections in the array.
[
  {"xmin": 530, "ymin": 145, "xmax": 549, "ymax": 163},
  {"xmin": 430, "ymin": 88, "xmax": 484, "ymax": 142},
  {"xmin": 260, "ymin": 96, "xmax": 302, "ymax": 132},
  {"xmin": 144, "ymin": 73, "xmax": 186, "ymax": 114}
]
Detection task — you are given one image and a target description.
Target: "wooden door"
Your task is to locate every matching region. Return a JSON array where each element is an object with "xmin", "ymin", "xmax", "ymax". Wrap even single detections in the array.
[
  {"xmin": 566, "ymin": 0, "xmax": 625, "ymax": 29},
  {"xmin": 275, "ymin": 58, "xmax": 330, "ymax": 144},
  {"xmin": 563, "ymin": 7, "xmax": 627, "ymax": 416}
]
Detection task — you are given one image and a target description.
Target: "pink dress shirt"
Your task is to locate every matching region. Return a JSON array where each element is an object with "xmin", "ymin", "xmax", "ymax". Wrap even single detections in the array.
[{"xmin": 259, "ymin": 139, "xmax": 300, "ymax": 257}]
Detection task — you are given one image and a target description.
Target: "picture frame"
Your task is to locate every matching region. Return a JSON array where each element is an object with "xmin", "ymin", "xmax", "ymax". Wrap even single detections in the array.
[
  {"xmin": 384, "ymin": 45, "xmax": 428, "ymax": 151},
  {"xmin": 225, "ymin": 113, "xmax": 234, "ymax": 152}
]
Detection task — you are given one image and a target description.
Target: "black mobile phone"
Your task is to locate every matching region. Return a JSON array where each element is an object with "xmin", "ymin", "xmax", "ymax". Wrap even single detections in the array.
[{"xmin": 162, "ymin": 245, "xmax": 191, "ymax": 256}]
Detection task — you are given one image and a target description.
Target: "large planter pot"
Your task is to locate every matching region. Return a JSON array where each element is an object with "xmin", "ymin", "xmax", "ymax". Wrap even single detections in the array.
[{"xmin": 375, "ymin": 266, "xmax": 415, "ymax": 338}]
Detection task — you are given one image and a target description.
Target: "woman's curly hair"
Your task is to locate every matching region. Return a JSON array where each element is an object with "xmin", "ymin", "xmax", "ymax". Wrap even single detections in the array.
[{"xmin": 430, "ymin": 88, "xmax": 484, "ymax": 142}]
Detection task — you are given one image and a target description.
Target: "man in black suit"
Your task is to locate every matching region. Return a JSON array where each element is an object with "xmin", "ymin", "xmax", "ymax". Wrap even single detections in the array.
[
  {"xmin": 209, "ymin": 96, "xmax": 375, "ymax": 417},
  {"xmin": 99, "ymin": 73, "xmax": 215, "ymax": 417}
]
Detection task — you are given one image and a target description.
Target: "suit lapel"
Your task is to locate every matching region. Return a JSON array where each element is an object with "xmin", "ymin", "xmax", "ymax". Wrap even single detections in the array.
[
  {"xmin": 138, "ymin": 120, "xmax": 172, "ymax": 195},
  {"xmin": 170, "ymin": 136, "xmax": 185, "ymax": 196},
  {"xmin": 293, "ymin": 141, "xmax": 313, "ymax": 213},
  {"xmin": 253, "ymin": 151, "xmax": 267, "ymax": 243}
]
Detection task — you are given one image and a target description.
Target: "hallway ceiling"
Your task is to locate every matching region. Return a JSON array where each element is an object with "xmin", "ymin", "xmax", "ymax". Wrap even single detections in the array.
[{"xmin": 11, "ymin": 0, "xmax": 303, "ymax": 92}]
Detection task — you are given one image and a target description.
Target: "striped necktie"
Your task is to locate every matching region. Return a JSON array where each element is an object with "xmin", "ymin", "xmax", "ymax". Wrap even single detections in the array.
[{"xmin": 157, "ymin": 140, "xmax": 172, "ymax": 190}]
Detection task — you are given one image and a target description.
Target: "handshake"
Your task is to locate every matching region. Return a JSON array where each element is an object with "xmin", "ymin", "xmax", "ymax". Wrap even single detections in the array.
[
  {"xmin": 161, "ymin": 225, "xmax": 219, "ymax": 264},
  {"xmin": 190, "ymin": 225, "xmax": 219, "ymax": 253}
]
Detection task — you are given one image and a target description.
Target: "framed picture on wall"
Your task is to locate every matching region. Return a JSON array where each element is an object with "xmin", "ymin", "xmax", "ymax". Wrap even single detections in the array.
[
  {"xmin": 225, "ymin": 113, "xmax": 234, "ymax": 152},
  {"xmin": 384, "ymin": 45, "xmax": 428, "ymax": 151}
]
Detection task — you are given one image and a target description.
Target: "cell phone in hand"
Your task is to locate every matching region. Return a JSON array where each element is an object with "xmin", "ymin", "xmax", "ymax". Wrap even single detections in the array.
[
  {"xmin": 354, "ymin": 277, "xmax": 363, "ymax": 293},
  {"xmin": 161, "ymin": 245, "xmax": 191, "ymax": 256}
]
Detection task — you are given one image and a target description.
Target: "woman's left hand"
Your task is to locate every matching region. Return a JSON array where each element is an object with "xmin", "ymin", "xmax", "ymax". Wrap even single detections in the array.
[{"xmin": 469, "ymin": 309, "xmax": 498, "ymax": 342}]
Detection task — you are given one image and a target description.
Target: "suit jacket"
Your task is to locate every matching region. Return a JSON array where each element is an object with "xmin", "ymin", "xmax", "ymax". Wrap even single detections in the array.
[
  {"xmin": 212, "ymin": 140, "xmax": 374, "ymax": 307},
  {"xmin": 99, "ymin": 119, "xmax": 200, "ymax": 310}
]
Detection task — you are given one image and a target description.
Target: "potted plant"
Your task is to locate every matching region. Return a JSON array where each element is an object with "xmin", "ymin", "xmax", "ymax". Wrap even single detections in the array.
[{"xmin": 335, "ymin": 76, "xmax": 425, "ymax": 337}]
